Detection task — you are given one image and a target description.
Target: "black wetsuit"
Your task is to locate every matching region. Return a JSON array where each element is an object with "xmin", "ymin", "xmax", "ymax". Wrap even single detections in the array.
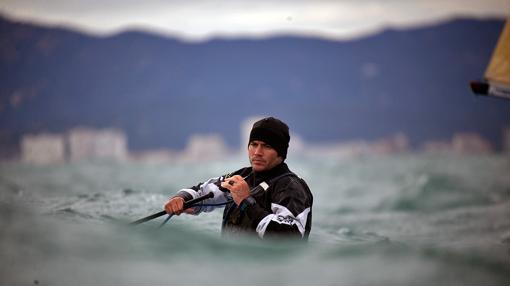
[{"xmin": 174, "ymin": 163, "xmax": 313, "ymax": 239}]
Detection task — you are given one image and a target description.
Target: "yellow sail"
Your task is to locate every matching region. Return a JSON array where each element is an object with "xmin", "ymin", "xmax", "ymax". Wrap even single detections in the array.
[
  {"xmin": 471, "ymin": 17, "xmax": 510, "ymax": 99},
  {"xmin": 485, "ymin": 17, "xmax": 510, "ymax": 86}
]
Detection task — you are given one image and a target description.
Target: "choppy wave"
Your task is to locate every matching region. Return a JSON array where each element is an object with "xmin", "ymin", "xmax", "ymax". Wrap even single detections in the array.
[{"xmin": 1, "ymin": 154, "xmax": 510, "ymax": 285}]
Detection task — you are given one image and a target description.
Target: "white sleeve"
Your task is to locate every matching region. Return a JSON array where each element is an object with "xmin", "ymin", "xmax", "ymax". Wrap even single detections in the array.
[
  {"xmin": 255, "ymin": 203, "xmax": 311, "ymax": 238},
  {"xmin": 188, "ymin": 177, "xmax": 231, "ymax": 214}
]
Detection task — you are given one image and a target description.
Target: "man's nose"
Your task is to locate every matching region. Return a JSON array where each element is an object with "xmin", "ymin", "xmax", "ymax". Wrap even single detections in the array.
[{"xmin": 253, "ymin": 145, "xmax": 263, "ymax": 154}]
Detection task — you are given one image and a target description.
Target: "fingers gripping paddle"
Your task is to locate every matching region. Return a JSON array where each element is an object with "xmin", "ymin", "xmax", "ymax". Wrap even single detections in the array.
[{"xmin": 130, "ymin": 192, "xmax": 214, "ymax": 226}]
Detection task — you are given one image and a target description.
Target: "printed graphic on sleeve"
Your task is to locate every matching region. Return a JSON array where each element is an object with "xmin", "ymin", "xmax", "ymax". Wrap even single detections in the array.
[{"xmin": 256, "ymin": 203, "xmax": 310, "ymax": 238}]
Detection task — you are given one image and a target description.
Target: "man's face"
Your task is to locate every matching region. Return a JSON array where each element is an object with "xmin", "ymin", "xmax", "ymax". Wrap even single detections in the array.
[{"xmin": 248, "ymin": 140, "xmax": 283, "ymax": 172}]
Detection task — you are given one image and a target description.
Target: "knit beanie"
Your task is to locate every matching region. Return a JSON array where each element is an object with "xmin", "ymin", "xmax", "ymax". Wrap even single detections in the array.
[{"xmin": 249, "ymin": 117, "xmax": 290, "ymax": 159}]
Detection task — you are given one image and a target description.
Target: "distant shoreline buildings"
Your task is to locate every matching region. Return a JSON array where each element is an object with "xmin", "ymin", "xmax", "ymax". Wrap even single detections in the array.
[
  {"xmin": 13, "ymin": 122, "xmax": 510, "ymax": 165},
  {"xmin": 21, "ymin": 127, "xmax": 127, "ymax": 165}
]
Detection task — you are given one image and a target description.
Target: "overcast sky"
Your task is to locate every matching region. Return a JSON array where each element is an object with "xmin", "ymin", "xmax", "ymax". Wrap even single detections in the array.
[{"xmin": 0, "ymin": 0, "xmax": 508, "ymax": 41}]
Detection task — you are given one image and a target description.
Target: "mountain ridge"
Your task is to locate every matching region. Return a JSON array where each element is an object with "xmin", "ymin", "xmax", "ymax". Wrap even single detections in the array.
[{"xmin": 0, "ymin": 16, "xmax": 508, "ymax": 155}]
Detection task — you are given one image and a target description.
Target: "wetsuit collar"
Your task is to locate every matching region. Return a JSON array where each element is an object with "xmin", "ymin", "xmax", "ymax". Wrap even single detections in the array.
[{"xmin": 251, "ymin": 162, "xmax": 290, "ymax": 185}]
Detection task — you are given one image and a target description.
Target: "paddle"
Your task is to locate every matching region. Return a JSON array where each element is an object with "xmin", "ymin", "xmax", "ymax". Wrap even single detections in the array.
[{"xmin": 130, "ymin": 192, "xmax": 214, "ymax": 225}]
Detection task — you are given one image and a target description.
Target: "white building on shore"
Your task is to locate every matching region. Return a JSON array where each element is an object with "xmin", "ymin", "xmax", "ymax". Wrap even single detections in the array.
[
  {"xmin": 181, "ymin": 134, "xmax": 228, "ymax": 161},
  {"xmin": 21, "ymin": 133, "xmax": 66, "ymax": 164},
  {"xmin": 20, "ymin": 128, "xmax": 128, "ymax": 164},
  {"xmin": 68, "ymin": 128, "xmax": 128, "ymax": 161},
  {"xmin": 451, "ymin": 133, "xmax": 492, "ymax": 155}
]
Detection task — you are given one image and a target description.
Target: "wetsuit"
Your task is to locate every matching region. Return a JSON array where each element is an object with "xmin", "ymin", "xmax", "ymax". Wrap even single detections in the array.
[{"xmin": 173, "ymin": 162, "xmax": 313, "ymax": 239}]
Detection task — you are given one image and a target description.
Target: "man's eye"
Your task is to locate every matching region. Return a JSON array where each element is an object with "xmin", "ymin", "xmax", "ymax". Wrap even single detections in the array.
[{"xmin": 263, "ymin": 144, "xmax": 272, "ymax": 149}]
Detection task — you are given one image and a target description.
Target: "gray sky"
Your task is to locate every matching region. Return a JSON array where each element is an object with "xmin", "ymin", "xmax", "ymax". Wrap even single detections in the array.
[{"xmin": 0, "ymin": 0, "xmax": 508, "ymax": 41}]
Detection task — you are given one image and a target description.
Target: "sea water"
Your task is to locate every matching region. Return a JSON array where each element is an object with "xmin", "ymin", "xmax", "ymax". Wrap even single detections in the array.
[{"xmin": 1, "ymin": 154, "xmax": 510, "ymax": 286}]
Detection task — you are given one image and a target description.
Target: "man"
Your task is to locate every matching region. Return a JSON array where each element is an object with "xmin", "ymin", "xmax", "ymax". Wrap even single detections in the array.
[{"xmin": 164, "ymin": 117, "xmax": 313, "ymax": 239}]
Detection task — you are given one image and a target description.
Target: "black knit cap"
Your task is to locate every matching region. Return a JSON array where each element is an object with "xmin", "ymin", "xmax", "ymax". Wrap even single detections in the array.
[{"xmin": 249, "ymin": 117, "xmax": 290, "ymax": 159}]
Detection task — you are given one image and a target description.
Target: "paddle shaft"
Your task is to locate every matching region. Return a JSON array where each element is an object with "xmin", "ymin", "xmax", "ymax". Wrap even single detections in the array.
[{"xmin": 130, "ymin": 192, "xmax": 214, "ymax": 225}]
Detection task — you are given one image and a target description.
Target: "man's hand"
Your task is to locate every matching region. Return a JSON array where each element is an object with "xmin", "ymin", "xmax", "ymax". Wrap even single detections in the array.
[
  {"xmin": 164, "ymin": 197, "xmax": 194, "ymax": 215},
  {"xmin": 221, "ymin": 175, "xmax": 250, "ymax": 205}
]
